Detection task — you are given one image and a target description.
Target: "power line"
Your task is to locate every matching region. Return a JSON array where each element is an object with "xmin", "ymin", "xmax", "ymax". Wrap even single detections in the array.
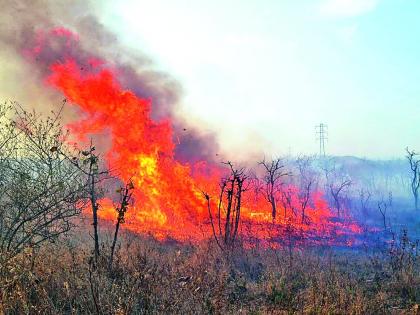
[{"xmin": 315, "ymin": 123, "xmax": 328, "ymax": 157}]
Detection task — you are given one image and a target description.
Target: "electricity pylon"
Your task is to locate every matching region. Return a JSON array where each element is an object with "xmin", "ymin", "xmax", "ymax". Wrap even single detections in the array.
[{"xmin": 315, "ymin": 123, "xmax": 328, "ymax": 157}]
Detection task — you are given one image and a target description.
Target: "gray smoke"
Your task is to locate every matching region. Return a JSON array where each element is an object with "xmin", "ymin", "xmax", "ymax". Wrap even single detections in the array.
[{"xmin": 0, "ymin": 0, "xmax": 219, "ymax": 162}]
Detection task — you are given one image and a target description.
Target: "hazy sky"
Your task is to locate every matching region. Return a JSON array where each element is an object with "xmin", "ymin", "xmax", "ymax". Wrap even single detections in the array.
[
  {"xmin": 1, "ymin": 0, "xmax": 417, "ymax": 159},
  {"xmin": 93, "ymin": 0, "xmax": 420, "ymax": 159}
]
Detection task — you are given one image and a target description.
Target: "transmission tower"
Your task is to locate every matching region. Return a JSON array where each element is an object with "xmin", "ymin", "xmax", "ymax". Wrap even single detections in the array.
[{"xmin": 315, "ymin": 123, "xmax": 328, "ymax": 157}]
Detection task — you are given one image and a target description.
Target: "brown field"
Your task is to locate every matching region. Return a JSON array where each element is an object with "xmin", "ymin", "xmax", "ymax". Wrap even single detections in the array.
[{"xmin": 1, "ymin": 227, "xmax": 419, "ymax": 315}]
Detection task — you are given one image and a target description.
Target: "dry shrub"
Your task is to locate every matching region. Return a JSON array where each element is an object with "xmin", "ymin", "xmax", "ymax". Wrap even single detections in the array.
[{"xmin": 0, "ymin": 226, "xmax": 418, "ymax": 314}]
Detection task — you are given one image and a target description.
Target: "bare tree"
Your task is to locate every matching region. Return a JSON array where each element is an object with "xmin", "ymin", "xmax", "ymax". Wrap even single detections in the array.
[
  {"xmin": 0, "ymin": 102, "xmax": 87, "ymax": 260},
  {"xmin": 323, "ymin": 162, "xmax": 351, "ymax": 217},
  {"xmin": 406, "ymin": 147, "xmax": 420, "ymax": 210},
  {"xmin": 259, "ymin": 157, "xmax": 290, "ymax": 220},
  {"xmin": 109, "ymin": 180, "xmax": 134, "ymax": 270},
  {"xmin": 358, "ymin": 188, "xmax": 371, "ymax": 216},
  {"xmin": 203, "ymin": 162, "xmax": 248, "ymax": 252},
  {"xmin": 60, "ymin": 140, "xmax": 109, "ymax": 262},
  {"xmin": 280, "ymin": 187, "xmax": 296, "ymax": 219},
  {"xmin": 296, "ymin": 156, "xmax": 317, "ymax": 224},
  {"xmin": 377, "ymin": 193, "xmax": 392, "ymax": 231},
  {"xmin": 328, "ymin": 179, "xmax": 351, "ymax": 217},
  {"xmin": 84, "ymin": 145, "xmax": 101, "ymax": 261}
]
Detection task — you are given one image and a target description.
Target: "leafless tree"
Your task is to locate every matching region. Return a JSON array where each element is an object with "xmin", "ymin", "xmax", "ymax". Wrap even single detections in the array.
[
  {"xmin": 0, "ymin": 102, "xmax": 87, "ymax": 260},
  {"xmin": 109, "ymin": 180, "xmax": 134, "ymax": 270},
  {"xmin": 60, "ymin": 140, "xmax": 109, "ymax": 262},
  {"xmin": 280, "ymin": 187, "xmax": 295, "ymax": 219},
  {"xmin": 259, "ymin": 157, "xmax": 290, "ymax": 220},
  {"xmin": 203, "ymin": 162, "xmax": 248, "ymax": 252},
  {"xmin": 329, "ymin": 180, "xmax": 351, "ymax": 217},
  {"xmin": 323, "ymin": 162, "xmax": 351, "ymax": 217},
  {"xmin": 377, "ymin": 193, "xmax": 392, "ymax": 231},
  {"xmin": 358, "ymin": 188, "xmax": 372, "ymax": 216},
  {"xmin": 84, "ymin": 145, "xmax": 101, "ymax": 260},
  {"xmin": 406, "ymin": 147, "xmax": 420, "ymax": 210},
  {"xmin": 296, "ymin": 156, "xmax": 317, "ymax": 224}
]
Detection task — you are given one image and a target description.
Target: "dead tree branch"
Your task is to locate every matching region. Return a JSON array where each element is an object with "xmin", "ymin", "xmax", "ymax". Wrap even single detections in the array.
[
  {"xmin": 203, "ymin": 161, "xmax": 249, "ymax": 252},
  {"xmin": 259, "ymin": 157, "xmax": 290, "ymax": 220}
]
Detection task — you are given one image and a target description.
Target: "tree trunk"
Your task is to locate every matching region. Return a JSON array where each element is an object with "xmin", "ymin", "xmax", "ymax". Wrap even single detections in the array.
[
  {"xmin": 270, "ymin": 196, "xmax": 276, "ymax": 220},
  {"xmin": 109, "ymin": 218, "xmax": 121, "ymax": 270},
  {"xmin": 91, "ymin": 173, "xmax": 100, "ymax": 260}
]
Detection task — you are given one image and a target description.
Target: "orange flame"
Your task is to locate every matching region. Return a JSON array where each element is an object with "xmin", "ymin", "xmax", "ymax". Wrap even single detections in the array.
[{"xmin": 34, "ymin": 28, "xmax": 362, "ymax": 246}]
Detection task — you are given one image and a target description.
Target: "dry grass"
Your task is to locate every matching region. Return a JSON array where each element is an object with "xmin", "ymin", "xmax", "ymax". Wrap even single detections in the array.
[{"xmin": 0, "ymin": 228, "xmax": 419, "ymax": 314}]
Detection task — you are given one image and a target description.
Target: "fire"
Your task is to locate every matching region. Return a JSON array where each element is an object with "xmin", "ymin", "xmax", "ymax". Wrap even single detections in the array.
[{"xmin": 31, "ymin": 27, "xmax": 362, "ymax": 246}]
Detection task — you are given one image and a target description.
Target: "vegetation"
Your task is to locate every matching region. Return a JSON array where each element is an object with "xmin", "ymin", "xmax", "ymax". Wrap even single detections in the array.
[
  {"xmin": 0, "ymin": 102, "xmax": 87, "ymax": 262},
  {"xmin": 0, "ymin": 102, "xmax": 419, "ymax": 314},
  {"xmin": 0, "ymin": 229, "xmax": 419, "ymax": 314}
]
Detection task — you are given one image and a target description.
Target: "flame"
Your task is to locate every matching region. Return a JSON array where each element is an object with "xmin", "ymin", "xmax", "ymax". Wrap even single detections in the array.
[{"xmin": 32, "ymin": 28, "xmax": 362, "ymax": 246}]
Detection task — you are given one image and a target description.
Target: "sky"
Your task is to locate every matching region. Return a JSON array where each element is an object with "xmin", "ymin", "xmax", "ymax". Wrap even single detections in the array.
[
  {"xmin": 93, "ymin": 0, "xmax": 420, "ymax": 159},
  {"xmin": 0, "ymin": 0, "xmax": 419, "ymax": 159}
]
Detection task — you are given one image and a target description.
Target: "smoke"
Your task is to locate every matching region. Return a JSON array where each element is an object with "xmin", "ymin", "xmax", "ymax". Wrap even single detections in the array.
[{"xmin": 0, "ymin": 0, "xmax": 219, "ymax": 162}]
